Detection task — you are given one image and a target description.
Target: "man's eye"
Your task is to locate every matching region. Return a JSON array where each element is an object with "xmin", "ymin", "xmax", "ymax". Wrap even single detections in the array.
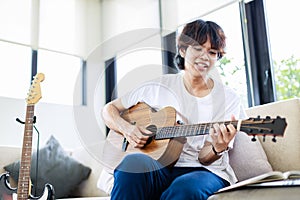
[
  {"xmin": 194, "ymin": 47, "xmax": 203, "ymax": 51},
  {"xmin": 209, "ymin": 51, "xmax": 218, "ymax": 55}
]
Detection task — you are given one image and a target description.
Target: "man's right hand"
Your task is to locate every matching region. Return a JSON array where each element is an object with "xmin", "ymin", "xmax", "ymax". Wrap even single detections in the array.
[{"xmin": 123, "ymin": 125, "xmax": 151, "ymax": 148}]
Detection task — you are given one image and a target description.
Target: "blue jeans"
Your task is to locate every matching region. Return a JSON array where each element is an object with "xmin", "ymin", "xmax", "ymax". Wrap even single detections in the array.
[{"xmin": 111, "ymin": 153, "xmax": 229, "ymax": 200}]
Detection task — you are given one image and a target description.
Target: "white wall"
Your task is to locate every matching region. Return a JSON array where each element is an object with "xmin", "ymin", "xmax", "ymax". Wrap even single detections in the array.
[
  {"xmin": 160, "ymin": 0, "xmax": 238, "ymax": 35},
  {"xmin": 0, "ymin": 94, "xmax": 106, "ymax": 151},
  {"xmin": 0, "ymin": 96, "xmax": 79, "ymax": 149},
  {"xmin": 100, "ymin": 0, "xmax": 160, "ymax": 43}
]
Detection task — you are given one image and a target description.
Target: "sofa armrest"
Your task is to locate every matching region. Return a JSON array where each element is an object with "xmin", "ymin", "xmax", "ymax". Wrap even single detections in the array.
[
  {"xmin": 71, "ymin": 147, "xmax": 108, "ymax": 197},
  {"xmin": 0, "ymin": 146, "xmax": 22, "ymax": 187},
  {"xmin": 245, "ymin": 98, "xmax": 300, "ymax": 172}
]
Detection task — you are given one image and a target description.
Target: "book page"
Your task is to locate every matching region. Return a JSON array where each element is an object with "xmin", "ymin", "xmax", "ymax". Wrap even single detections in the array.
[
  {"xmin": 217, "ymin": 171, "xmax": 284, "ymax": 193},
  {"xmin": 217, "ymin": 171, "xmax": 300, "ymax": 193},
  {"xmin": 248, "ymin": 178, "xmax": 300, "ymax": 187},
  {"xmin": 283, "ymin": 170, "xmax": 300, "ymax": 179}
]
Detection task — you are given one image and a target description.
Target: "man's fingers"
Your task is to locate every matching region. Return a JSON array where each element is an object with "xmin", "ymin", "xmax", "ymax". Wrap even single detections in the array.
[
  {"xmin": 209, "ymin": 127, "xmax": 216, "ymax": 140},
  {"xmin": 139, "ymin": 126, "xmax": 154, "ymax": 137},
  {"xmin": 125, "ymin": 126, "xmax": 151, "ymax": 148},
  {"xmin": 227, "ymin": 124, "xmax": 236, "ymax": 136},
  {"xmin": 231, "ymin": 114, "xmax": 236, "ymax": 121},
  {"xmin": 219, "ymin": 124, "xmax": 228, "ymax": 134},
  {"xmin": 127, "ymin": 135, "xmax": 146, "ymax": 148}
]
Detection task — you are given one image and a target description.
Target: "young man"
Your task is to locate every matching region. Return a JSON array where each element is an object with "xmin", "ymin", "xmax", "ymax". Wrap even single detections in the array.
[{"xmin": 102, "ymin": 19, "xmax": 246, "ymax": 200}]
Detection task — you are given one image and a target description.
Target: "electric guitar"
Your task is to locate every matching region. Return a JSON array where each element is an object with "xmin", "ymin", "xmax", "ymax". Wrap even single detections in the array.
[
  {"xmin": 102, "ymin": 102, "xmax": 287, "ymax": 172},
  {"xmin": 0, "ymin": 73, "xmax": 55, "ymax": 200}
]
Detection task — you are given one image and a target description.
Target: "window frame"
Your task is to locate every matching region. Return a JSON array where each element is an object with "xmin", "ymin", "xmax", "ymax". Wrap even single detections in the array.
[{"xmin": 241, "ymin": 0, "xmax": 276, "ymax": 106}]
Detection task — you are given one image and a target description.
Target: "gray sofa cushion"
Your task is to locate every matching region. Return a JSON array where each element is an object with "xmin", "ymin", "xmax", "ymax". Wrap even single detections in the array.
[{"xmin": 229, "ymin": 132, "xmax": 273, "ymax": 181}]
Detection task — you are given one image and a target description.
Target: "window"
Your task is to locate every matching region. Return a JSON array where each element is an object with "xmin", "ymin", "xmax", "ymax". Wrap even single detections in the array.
[
  {"xmin": 39, "ymin": 0, "xmax": 78, "ymax": 55},
  {"xmin": 0, "ymin": 0, "xmax": 87, "ymax": 105},
  {"xmin": 0, "ymin": 0, "xmax": 31, "ymax": 45},
  {"xmin": 0, "ymin": 41, "xmax": 31, "ymax": 99},
  {"xmin": 202, "ymin": 3, "xmax": 249, "ymax": 107},
  {"xmin": 37, "ymin": 50, "xmax": 82, "ymax": 105},
  {"xmin": 265, "ymin": 0, "xmax": 300, "ymax": 100},
  {"xmin": 116, "ymin": 48, "xmax": 163, "ymax": 97}
]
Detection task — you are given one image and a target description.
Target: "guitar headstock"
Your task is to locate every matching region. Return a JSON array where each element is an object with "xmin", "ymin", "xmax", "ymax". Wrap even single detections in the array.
[
  {"xmin": 240, "ymin": 116, "xmax": 287, "ymax": 141},
  {"xmin": 26, "ymin": 73, "xmax": 45, "ymax": 104}
]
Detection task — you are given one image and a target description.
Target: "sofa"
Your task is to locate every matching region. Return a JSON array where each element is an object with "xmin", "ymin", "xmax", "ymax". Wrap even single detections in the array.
[
  {"xmin": 1, "ymin": 98, "xmax": 299, "ymax": 200},
  {"xmin": 208, "ymin": 98, "xmax": 300, "ymax": 199}
]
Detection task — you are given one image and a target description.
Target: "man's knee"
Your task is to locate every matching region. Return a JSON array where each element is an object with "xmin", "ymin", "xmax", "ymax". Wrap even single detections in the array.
[{"xmin": 116, "ymin": 153, "xmax": 158, "ymax": 173}]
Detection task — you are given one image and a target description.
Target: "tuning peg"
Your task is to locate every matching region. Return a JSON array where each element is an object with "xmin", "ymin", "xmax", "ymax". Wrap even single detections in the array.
[
  {"xmin": 251, "ymin": 135, "xmax": 257, "ymax": 142},
  {"xmin": 177, "ymin": 120, "xmax": 184, "ymax": 125},
  {"xmin": 266, "ymin": 116, "xmax": 271, "ymax": 120},
  {"xmin": 272, "ymin": 136, "xmax": 277, "ymax": 143}
]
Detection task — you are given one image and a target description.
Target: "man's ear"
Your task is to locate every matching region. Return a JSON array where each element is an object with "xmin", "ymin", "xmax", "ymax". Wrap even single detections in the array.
[{"xmin": 179, "ymin": 48, "xmax": 185, "ymax": 57}]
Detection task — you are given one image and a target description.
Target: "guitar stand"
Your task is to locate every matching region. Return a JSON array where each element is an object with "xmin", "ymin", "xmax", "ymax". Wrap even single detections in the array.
[
  {"xmin": 16, "ymin": 116, "xmax": 40, "ymax": 197},
  {"xmin": 16, "ymin": 116, "xmax": 37, "ymax": 124}
]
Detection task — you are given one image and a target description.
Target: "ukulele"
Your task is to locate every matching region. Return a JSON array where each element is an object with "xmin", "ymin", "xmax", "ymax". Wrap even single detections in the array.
[
  {"xmin": 0, "ymin": 73, "xmax": 54, "ymax": 200},
  {"xmin": 101, "ymin": 102, "xmax": 287, "ymax": 172}
]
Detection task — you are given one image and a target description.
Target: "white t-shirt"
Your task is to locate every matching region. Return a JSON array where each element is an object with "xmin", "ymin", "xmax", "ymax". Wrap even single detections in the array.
[{"xmin": 120, "ymin": 72, "xmax": 247, "ymax": 184}]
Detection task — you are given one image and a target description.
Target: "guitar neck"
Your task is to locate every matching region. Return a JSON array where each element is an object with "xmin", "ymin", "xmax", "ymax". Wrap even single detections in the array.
[
  {"xmin": 17, "ymin": 104, "xmax": 35, "ymax": 200},
  {"xmin": 155, "ymin": 122, "xmax": 222, "ymax": 139},
  {"xmin": 154, "ymin": 117, "xmax": 286, "ymax": 139}
]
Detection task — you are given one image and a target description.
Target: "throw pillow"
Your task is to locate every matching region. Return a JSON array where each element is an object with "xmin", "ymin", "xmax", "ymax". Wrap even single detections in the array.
[
  {"xmin": 229, "ymin": 132, "xmax": 273, "ymax": 182},
  {"xmin": 4, "ymin": 135, "xmax": 91, "ymax": 198}
]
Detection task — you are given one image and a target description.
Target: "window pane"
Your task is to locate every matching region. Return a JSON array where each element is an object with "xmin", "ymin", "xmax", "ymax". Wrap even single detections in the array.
[
  {"xmin": 202, "ymin": 3, "xmax": 249, "ymax": 107},
  {"xmin": 116, "ymin": 48, "xmax": 163, "ymax": 97},
  {"xmin": 101, "ymin": 0, "xmax": 160, "ymax": 41},
  {"xmin": 0, "ymin": 0, "xmax": 31, "ymax": 44},
  {"xmin": 37, "ymin": 50, "xmax": 82, "ymax": 105},
  {"xmin": 39, "ymin": 0, "xmax": 78, "ymax": 55},
  {"xmin": 0, "ymin": 41, "xmax": 31, "ymax": 99},
  {"xmin": 177, "ymin": 0, "xmax": 237, "ymax": 26},
  {"xmin": 265, "ymin": 0, "xmax": 300, "ymax": 100}
]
